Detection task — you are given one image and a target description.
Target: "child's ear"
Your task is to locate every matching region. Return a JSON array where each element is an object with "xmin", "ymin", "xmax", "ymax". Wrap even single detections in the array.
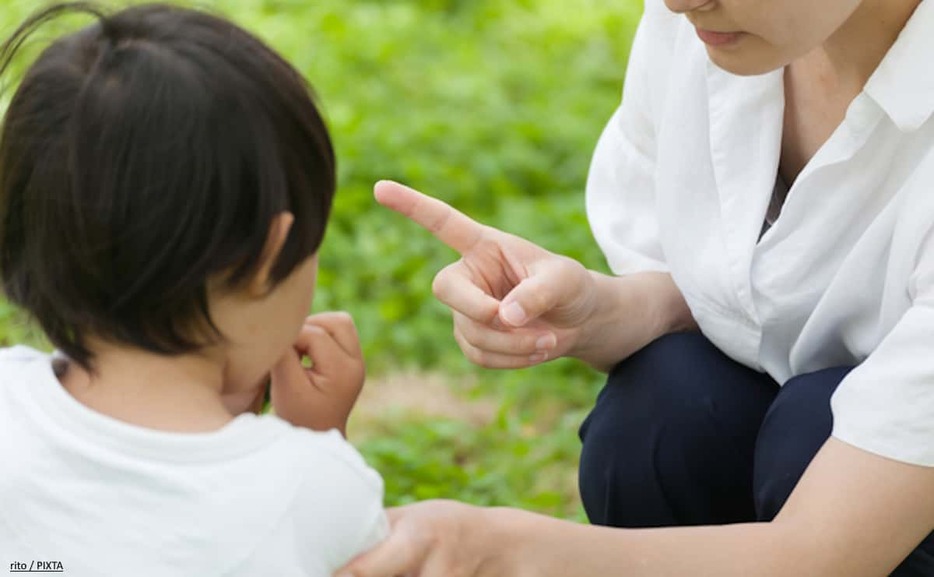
[{"xmin": 249, "ymin": 211, "xmax": 295, "ymax": 297}]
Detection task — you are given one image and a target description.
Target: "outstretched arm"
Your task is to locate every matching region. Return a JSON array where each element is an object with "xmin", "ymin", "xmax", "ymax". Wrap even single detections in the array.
[
  {"xmin": 374, "ymin": 180, "xmax": 694, "ymax": 372},
  {"xmin": 338, "ymin": 437, "xmax": 934, "ymax": 577}
]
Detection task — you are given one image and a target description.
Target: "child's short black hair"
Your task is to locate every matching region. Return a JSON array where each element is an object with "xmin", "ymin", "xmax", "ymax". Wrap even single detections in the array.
[{"xmin": 0, "ymin": 2, "xmax": 336, "ymax": 368}]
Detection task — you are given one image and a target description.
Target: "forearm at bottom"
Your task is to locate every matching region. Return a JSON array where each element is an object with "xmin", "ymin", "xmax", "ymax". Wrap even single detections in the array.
[{"xmin": 489, "ymin": 509, "xmax": 817, "ymax": 577}]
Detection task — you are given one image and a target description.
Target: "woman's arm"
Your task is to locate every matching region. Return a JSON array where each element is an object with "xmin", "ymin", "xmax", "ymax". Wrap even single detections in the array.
[
  {"xmin": 570, "ymin": 270, "xmax": 696, "ymax": 371},
  {"xmin": 505, "ymin": 439, "xmax": 934, "ymax": 577},
  {"xmin": 339, "ymin": 438, "xmax": 934, "ymax": 577},
  {"xmin": 374, "ymin": 181, "xmax": 694, "ymax": 373}
]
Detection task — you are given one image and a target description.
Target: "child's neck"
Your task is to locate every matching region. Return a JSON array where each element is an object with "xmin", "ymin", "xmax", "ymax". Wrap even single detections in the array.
[{"xmin": 59, "ymin": 343, "xmax": 247, "ymax": 433}]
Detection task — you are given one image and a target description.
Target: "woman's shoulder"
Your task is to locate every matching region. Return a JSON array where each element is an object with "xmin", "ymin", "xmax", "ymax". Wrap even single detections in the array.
[
  {"xmin": 623, "ymin": 0, "xmax": 701, "ymax": 118},
  {"xmin": 894, "ymin": 137, "xmax": 934, "ymax": 280}
]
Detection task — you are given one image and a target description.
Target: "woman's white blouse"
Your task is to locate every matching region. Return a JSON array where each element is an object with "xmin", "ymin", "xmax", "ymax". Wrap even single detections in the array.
[{"xmin": 587, "ymin": 0, "xmax": 934, "ymax": 466}]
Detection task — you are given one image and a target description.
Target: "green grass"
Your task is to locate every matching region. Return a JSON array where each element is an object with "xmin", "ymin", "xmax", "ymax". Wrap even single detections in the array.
[{"xmin": 0, "ymin": 0, "xmax": 642, "ymax": 519}]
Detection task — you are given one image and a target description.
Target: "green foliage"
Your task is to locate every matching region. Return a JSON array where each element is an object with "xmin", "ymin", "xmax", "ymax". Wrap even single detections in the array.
[
  {"xmin": 361, "ymin": 404, "xmax": 591, "ymax": 520},
  {"xmin": 0, "ymin": 0, "xmax": 641, "ymax": 518}
]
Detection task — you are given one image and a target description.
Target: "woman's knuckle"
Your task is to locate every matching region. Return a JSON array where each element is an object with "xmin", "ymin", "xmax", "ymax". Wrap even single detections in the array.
[
  {"xmin": 431, "ymin": 264, "xmax": 458, "ymax": 301},
  {"xmin": 525, "ymin": 291, "xmax": 549, "ymax": 315}
]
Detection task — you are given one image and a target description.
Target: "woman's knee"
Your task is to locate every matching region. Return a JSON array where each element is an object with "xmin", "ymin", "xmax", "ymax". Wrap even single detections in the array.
[
  {"xmin": 579, "ymin": 332, "xmax": 778, "ymax": 526},
  {"xmin": 752, "ymin": 366, "xmax": 853, "ymax": 521},
  {"xmin": 891, "ymin": 530, "xmax": 934, "ymax": 577},
  {"xmin": 581, "ymin": 333, "xmax": 777, "ymax": 446}
]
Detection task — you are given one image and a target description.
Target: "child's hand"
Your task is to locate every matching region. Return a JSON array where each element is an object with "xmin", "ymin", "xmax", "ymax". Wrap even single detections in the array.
[{"xmin": 269, "ymin": 312, "xmax": 366, "ymax": 436}]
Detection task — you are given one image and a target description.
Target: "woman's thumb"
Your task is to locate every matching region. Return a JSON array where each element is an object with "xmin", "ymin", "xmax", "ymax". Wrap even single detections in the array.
[{"xmin": 497, "ymin": 264, "xmax": 566, "ymax": 328}]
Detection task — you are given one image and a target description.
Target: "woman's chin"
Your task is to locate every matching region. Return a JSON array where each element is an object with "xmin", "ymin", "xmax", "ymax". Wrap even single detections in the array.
[{"xmin": 704, "ymin": 43, "xmax": 787, "ymax": 77}]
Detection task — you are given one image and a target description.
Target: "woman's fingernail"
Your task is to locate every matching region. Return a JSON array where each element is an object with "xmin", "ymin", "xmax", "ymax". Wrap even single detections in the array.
[
  {"xmin": 529, "ymin": 352, "xmax": 548, "ymax": 364},
  {"xmin": 501, "ymin": 302, "xmax": 527, "ymax": 326},
  {"xmin": 535, "ymin": 334, "xmax": 556, "ymax": 351}
]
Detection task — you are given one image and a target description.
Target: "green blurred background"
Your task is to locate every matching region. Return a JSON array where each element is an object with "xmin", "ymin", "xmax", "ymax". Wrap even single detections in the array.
[{"xmin": 0, "ymin": 0, "xmax": 642, "ymax": 519}]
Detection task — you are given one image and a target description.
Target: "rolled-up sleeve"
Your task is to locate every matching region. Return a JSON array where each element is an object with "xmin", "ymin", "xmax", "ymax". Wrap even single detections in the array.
[{"xmin": 831, "ymin": 225, "xmax": 934, "ymax": 467}]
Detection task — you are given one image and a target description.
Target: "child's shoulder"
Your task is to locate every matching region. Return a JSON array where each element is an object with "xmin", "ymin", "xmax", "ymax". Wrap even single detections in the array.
[
  {"xmin": 0, "ymin": 345, "xmax": 48, "ymax": 362},
  {"xmin": 0, "ymin": 345, "xmax": 49, "ymax": 378},
  {"xmin": 259, "ymin": 420, "xmax": 384, "ymax": 493},
  {"xmin": 237, "ymin": 420, "xmax": 388, "ymax": 566}
]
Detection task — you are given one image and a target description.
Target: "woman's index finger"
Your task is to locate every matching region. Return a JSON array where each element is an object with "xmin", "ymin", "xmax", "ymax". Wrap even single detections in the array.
[{"xmin": 374, "ymin": 180, "xmax": 484, "ymax": 254}]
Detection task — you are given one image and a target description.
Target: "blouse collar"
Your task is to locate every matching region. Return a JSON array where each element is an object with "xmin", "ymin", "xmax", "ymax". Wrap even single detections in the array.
[{"xmin": 864, "ymin": 0, "xmax": 934, "ymax": 132}]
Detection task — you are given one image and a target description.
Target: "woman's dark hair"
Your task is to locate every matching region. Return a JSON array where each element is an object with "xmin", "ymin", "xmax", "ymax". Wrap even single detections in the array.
[{"xmin": 0, "ymin": 2, "xmax": 336, "ymax": 368}]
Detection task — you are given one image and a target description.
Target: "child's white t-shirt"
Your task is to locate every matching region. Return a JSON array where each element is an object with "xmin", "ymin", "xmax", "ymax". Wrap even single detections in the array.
[{"xmin": 0, "ymin": 346, "xmax": 388, "ymax": 577}]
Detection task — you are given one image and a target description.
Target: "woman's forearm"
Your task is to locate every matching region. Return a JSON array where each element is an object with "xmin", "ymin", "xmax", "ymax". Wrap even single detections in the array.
[
  {"xmin": 488, "ymin": 509, "xmax": 813, "ymax": 577},
  {"xmin": 339, "ymin": 440, "xmax": 934, "ymax": 577},
  {"xmin": 483, "ymin": 438, "xmax": 934, "ymax": 577},
  {"xmin": 570, "ymin": 271, "xmax": 697, "ymax": 371}
]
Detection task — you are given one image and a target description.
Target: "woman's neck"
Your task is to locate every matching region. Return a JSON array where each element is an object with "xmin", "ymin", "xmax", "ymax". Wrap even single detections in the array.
[
  {"xmin": 779, "ymin": 0, "xmax": 921, "ymax": 184},
  {"xmin": 820, "ymin": 0, "xmax": 920, "ymax": 90}
]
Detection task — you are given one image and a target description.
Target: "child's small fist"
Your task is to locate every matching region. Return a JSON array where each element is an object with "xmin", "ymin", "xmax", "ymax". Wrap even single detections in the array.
[{"xmin": 269, "ymin": 312, "xmax": 365, "ymax": 435}]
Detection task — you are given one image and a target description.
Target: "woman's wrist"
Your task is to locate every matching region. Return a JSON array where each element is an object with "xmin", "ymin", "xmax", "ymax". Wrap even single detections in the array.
[
  {"xmin": 569, "ymin": 270, "xmax": 696, "ymax": 371},
  {"xmin": 641, "ymin": 271, "xmax": 697, "ymax": 334}
]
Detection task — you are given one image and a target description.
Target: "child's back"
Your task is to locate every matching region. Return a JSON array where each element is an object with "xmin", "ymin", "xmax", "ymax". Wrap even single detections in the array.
[
  {"xmin": 0, "ymin": 349, "xmax": 385, "ymax": 576},
  {"xmin": 0, "ymin": 4, "xmax": 386, "ymax": 575}
]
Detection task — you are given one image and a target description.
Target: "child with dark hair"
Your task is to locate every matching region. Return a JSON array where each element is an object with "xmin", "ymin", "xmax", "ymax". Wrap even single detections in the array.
[{"xmin": 0, "ymin": 3, "xmax": 386, "ymax": 575}]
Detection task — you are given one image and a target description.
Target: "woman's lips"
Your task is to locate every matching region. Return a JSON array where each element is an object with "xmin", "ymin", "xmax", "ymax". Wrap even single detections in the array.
[{"xmin": 695, "ymin": 28, "xmax": 744, "ymax": 47}]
